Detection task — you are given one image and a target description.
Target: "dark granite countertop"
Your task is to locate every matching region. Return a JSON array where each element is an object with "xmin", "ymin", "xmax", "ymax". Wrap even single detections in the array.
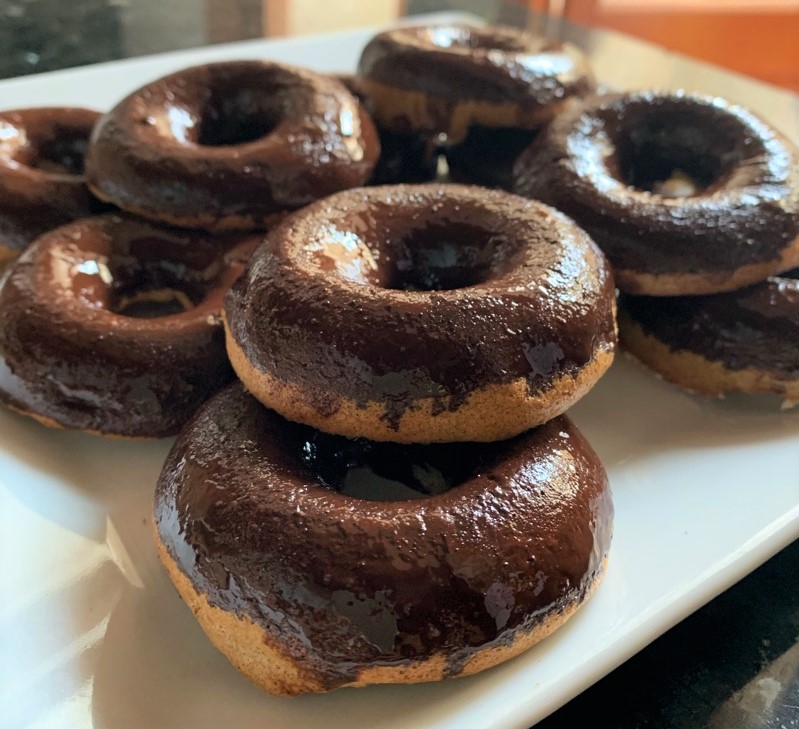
[{"xmin": 0, "ymin": 1, "xmax": 797, "ymax": 727}]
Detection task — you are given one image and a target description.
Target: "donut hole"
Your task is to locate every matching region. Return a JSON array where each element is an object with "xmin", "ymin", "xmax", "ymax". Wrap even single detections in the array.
[
  {"xmin": 614, "ymin": 112, "xmax": 733, "ymax": 197},
  {"xmin": 115, "ymin": 288, "xmax": 196, "ymax": 318},
  {"xmin": 382, "ymin": 223, "xmax": 510, "ymax": 291},
  {"xmin": 195, "ymin": 93, "xmax": 282, "ymax": 147},
  {"xmin": 31, "ymin": 134, "xmax": 89, "ymax": 175},
  {"xmin": 109, "ymin": 258, "xmax": 207, "ymax": 319},
  {"xmin": 298, "ymin": 429, "xmax": 486, "ymax": 501},
  {"xmin": 11, "ymin": 128, "xmax": 89, "ymax": 175}
]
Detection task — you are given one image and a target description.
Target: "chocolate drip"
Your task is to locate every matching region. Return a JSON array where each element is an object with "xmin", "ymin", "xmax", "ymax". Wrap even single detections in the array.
[
  {"xmin": 224, "ymin": 184, "xmax": 616, "ymax": 427},
  {"xmin": 155, "ymin": 383, "xmax": 613, "ymax": 688},
  {"xmin": 621, "ymin": 271, "xmax": 799, "ymax": 376},
  {"xmin": 359, "ymin": 25, "xmax": 594, "ymax": 109},
  {"xmin": 0, "ymin": 214, "xmax": 260, "ymax": 436}
]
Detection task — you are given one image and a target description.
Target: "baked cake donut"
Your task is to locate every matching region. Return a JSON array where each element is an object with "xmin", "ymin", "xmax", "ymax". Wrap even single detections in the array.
[
  {"xmin": 0, "ymin": 214, "xmax": 258, "ymax": 437},
  {"xmin": 357, "ymin": 24, "xmax": 595, "ymax": 143},
  {"xmin": 513, "ymin": 91, "xmax": 799, "ymax": 295},
  {"xmin": 85, "ymin": 61, "xmax": 380, "ymax": 231},
  {"xmin": 619, "ymin": 270, "xmax": 799, "ymax": 398},
  {"xmin": 154, "ymin": 382, "xmax": 613, "ymax": 695},
  {"xmin": 0, "ymin": 107, "xmax": 101, "ymax": 264},
  {"xmin": 224, "ymin": 184, "xmax": 617, "ymax": 443}
]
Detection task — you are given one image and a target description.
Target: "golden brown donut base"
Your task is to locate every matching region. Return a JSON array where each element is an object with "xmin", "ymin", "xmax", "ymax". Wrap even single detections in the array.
[
  {"xmin": 619, "ymin": 312, "xmax": 799, "ymax": 398},
  {"xmin": 357, "ymin": 78, "xmax": 560, "ymax": 143},
  {"xmin": 157, "ymin": 533, "xmax": 605, "ymax": 696},
  {"xmin": 615, "ymin": 233, "xmax": 799, "ymax": 296},
  {"xmin": 87, "ymin": 185, "xmax": 288, "ymax": 232},
  {"xmin": 225, "ymin": 322, "xmax": 614, "ymax": 443}
]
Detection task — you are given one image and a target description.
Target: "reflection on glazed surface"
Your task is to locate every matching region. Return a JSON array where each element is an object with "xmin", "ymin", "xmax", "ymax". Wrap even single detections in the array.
[
  {"xmin": 0, "ymin": 107, "xmax": 101, "ymax": 254},
  {"xmin": 155, "ymin": 383, "xmax": 613, "ymax": 688},
  {"xmin": 513, "ymin": 91, "xmax": 799, "ymax": 277},
  {"xmin": 225, "ymin": 184, "xmax": 616, "ymax": 427},
  {"xmin": 620, "ymin": 269, "xmax": 799, "ymax": 377},
  {"xmin": 0, "ymin": 214, "xmax": 259, "ymax": 436},
  {"xmin": 85, "ymin": 61, "xmax": 380, "ymax": 227}
]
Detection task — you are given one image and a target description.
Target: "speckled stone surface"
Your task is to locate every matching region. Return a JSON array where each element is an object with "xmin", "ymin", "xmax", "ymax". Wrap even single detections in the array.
[{"xmin": 0, "ymin": 0, "xmax": 123, "ymax": 78}]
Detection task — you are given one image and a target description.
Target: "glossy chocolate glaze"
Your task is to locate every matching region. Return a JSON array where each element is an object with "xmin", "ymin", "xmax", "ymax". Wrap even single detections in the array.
[
  {"xmin": 621, "ymin": 270, "xmax": 799, "ymax": 375},
  {"xmin": 335, "ymin": 74, "xmax": 438, "ymax": 185},
  {"xmin": 0, "ymin": 214, "xmax": 260, "ymax": 436},
  {"xmin": 155, "ymin": 383, "xmax": 613, "ymax": 687},
  {"xmin": 446, "ymin": 126, "xmax": 537, "ymax": 190},
  {"xmin": 225, "ymin": 184, "xmax": 616, "ymax": 427},
  {"xmin": 358, "ymin": 25, "xmax": 594, "ymax": 132},
  {"xmin": 85, "ymin": 62, "xmax": 380, "ymax": 229},
  {"xmin": 513, "ymin": 91, "xmax": 799, "ymax": 280},
  {"xmin": 0, "ymin": 108, "xmax": 103, "ymax": 255}
]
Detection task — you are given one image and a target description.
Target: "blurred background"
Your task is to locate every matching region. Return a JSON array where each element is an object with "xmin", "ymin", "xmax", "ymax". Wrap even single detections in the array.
[{"xmin": 1, "ymin": 0, "xmax": 797, "ymax": 90}]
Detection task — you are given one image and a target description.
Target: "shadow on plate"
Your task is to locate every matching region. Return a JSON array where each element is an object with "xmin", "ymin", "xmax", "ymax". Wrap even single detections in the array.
[
  {"xmin": 89, "ymin": 567, "xmax": 501, "ymax": 729},
  {"xmin": 0, "ymin": 405, "xmax": 172, "ymax": 540},
  {"xmin": 0, "ymin": 557, "xmax": 126, "ymax": 728}
]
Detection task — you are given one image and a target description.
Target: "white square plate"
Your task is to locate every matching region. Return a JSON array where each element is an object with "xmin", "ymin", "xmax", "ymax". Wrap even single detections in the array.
[{"xmin": 2, "ymin": 13, "xmax": 799, "ymax": 729}]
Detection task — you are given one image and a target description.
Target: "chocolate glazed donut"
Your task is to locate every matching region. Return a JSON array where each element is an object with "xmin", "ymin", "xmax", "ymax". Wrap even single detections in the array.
[
  {"xmin": 0, "ymin": 215, "xmax": 259, "ymax": 437},
  {"xmin": 513, "ymin": 91, "xmax": 799, "ymax": 295},
  {"xmin": 154, "ymin": 383, "xmax": 613, "ymax": 695},
  {"xmin": 619, "ymin": 270, "xmax": 799, "ymax": 398},
  {"xmin": 357, "ymin": 24, "xmax": 595, "ymax": 143},
  {"xmin": 224, "ymin": 184, "xmax": 617, "ymax": 443},
  {"xmin": 85, "ymin": 61, "xmax": 380, "ymax": 231},
  {"xmin": 0, "ymin": 107, "xmax": 101, "ymax": 264}
]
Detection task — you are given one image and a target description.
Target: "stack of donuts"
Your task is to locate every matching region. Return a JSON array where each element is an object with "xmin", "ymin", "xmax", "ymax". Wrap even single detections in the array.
[
  {"xmin": 0, "ymin": 64, "xmax": 378, "ymax": 436},
  {"xmin": 1, "ymin": 18, "xmax": 796, "ymax": 698},
  {"xmin": 0, "ymin": 24, "xmax": 617, "ymax": 695},
  {"xmin": 154, "ymin": 26, "xmax": 618, "ymax": 695}
]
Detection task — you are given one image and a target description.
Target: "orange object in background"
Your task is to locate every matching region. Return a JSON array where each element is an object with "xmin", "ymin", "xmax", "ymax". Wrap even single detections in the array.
[{"xmin": 563, "ymin": 0, "xmax": 799, "ymax": 92}]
